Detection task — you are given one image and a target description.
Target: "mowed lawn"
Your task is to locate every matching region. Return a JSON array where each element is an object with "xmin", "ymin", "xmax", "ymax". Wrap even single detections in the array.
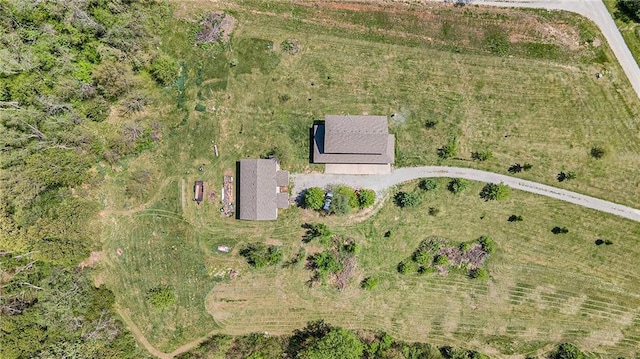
[
  {"xmin": 96, "ymin": 0, "xmax": 640, "ymax": 356},
  {"xmin": 206, "ymin": 179, "xmax": 640, "ymax": 357}
]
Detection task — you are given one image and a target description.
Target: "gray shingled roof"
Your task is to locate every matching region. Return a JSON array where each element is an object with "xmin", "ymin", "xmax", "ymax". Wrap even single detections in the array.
[
  {"xmin": 324, "ymin": 115, "xmax": 389, "ymax": 155},
  {"xmin": 312, "ymin": 121, "xmax": 395, "ymax": 164},
  {"xmin": 238, "ymin": 159, "xmax": 289, "ymax": 221}
]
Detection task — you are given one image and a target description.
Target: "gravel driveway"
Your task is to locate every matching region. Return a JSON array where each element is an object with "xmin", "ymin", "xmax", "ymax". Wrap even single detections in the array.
[{"xmin": 291, "ymin": 166, "xmax": 640, "ymax": 222}]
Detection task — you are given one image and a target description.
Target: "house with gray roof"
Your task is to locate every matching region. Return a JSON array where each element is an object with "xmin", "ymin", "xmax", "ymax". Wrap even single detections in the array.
[
  {"xmin": 238, "ymin": 159, "xmax": 289, "ymax": 221},
  {"xmin": 312, "ymin": 115, "xmax": 395, "ymax": 174}
]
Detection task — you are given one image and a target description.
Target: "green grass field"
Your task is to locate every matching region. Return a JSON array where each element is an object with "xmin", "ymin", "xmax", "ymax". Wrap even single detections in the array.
[{"xmin": 95, "ymin": 1, "xmax": 640, "ymax": 356}]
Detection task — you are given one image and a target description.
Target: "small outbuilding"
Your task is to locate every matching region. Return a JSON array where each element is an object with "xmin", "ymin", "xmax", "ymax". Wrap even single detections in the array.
[
  {"xmin": 237, "ymin": 159, "xmax": 289, "ymax": 221},
  {"xmin": 194, "ymin": 181, "xmax": 204, "ymax": 204}
]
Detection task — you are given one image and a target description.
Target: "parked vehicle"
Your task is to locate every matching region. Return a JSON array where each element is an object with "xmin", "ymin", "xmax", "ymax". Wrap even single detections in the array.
[{"xmin": 322, "ymin": 192, "xmax": 333, "ymax": 211}]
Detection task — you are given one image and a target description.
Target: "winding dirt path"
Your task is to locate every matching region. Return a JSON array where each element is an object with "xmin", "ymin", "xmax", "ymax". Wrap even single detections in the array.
[{"xmin": 99, "ymin": 176, "xmax": 178, "ymax": 218}]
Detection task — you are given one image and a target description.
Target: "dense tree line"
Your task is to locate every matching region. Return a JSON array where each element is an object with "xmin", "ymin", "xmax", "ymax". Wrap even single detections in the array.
[
  {"xmin": 178, "ymin": 320, "xmax": 591, "ymax": 359},
  {"xmin": 0, "ymin": 0, "xmax": 175, "ymax": 357}
]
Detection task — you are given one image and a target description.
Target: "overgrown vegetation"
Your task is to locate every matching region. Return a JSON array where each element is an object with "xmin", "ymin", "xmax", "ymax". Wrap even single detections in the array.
[
  {"xmin": 178, "ymin": 320, "xmax": 497, "ymax": 359},
  {"xmin": 240, "ymin": 243, "xmax": 283, "ymax": 268},
  {"xmin": 0, "ymin": 1, "xmax": 172, "ymax": 356},
  {"xmin": 396, "ymin": 236, "xmax": 493, "ymax": 278}
]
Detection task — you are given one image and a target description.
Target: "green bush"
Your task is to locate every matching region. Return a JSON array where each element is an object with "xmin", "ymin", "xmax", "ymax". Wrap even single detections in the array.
[
  {"xmin": 508, "ymin": 214, "xmax": 523, "ymax": 222},
  {"xmin": 394, "ymin": 191, "xmax": 421, "ymax": 208},
  {"xmin": 437, "ymin": 137, "xmax": 458, "ymax": 159},
  {"xmin": 342, "ymin": 241, "xmax": 360, "ymax": 255},
  {"xmin": 433, "ymin": 254, "xmax": 449, "ymax": 266},
  {"xmin": 550, "ymin": 343, "xmax": 586, "ymax": 359},
  {"xmin": 413, "ymin": 251, "xmax": 432, "ymax": 266},
  {"xmin": 447, "ymin": 178, "xmax": 469, "ymax": 194},
  {"xmin": 418, "ymin": 178, "xmax": 437, "ymax": 191},
  {"xmin": 471, "ymin": 150, "xmax": 492, "ymax": 161},
  {"xmin": 329, "ymin": 192, "xmax": 352, "ymax": 216},
  {"xmin": 150, "ymin": 54, "xmax": 179, "ymax": 86},
  {"xmin": 356, "ymin": 189, "xmax": 376, "ymax": 208},
  {"xmin": 484, "ymin": 25, "xmax": 509, "ymax": 56},
  {"xmin": 590, "ymin": 146, "xmax": 606, "ymax": 159},
  {"xmin": 479, "ymin": 182, "xmax": 510, "ymax": 201},
  {"xmin": 195, "ymin": 103, "xmax": 206, "ymax": 112},
  {"xmin": 310, "ymin": 251, "xmax": 343, "ymax": 279},
  {"xmin": 397, "ymin": 260, "xmax": 418, "ymax": 274},
  {"xmin": 469, "ymin": 268, "xmax": 488, "ymax": 280},
  {"xmin": 146, "ymin": 285, "xmax": 176, "ymax": 309},
  {"xmin": 334, "ymin": 186, "xmax": 358, "ymax": 209},
  {"xmin": 361, "ymin": 276, "xmax": 379, "ymax": 290},
  {"xmin": 459, "ymin": 242, "xmax": 471, "ymax": 252},
  {"xmin": 240, "ymin": 243, "xmax": 283, "ymax": 268},
  {"xmin": 303, "ymin": 187, "xmax": 325, "ymax": 210},
  {"xmin": 302, "ymin": 223, "xmax": 332, "ymax": 243},
  {"xmin": 477, "ymin": 236, "xmax": 495, "ymax": 254},
  {"xmin": 428, "ymin": 207, "xmax": 440, "ymax": 216}
]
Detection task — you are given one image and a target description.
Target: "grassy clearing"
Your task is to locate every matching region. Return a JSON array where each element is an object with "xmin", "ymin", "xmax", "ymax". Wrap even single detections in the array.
[
  {"xmin": 206, "ymin": 179, "xmax": 640, "ymax": 357},
  {"xmin": 96, "ymin": 0, "xmax": 640, "ymax": 355}
]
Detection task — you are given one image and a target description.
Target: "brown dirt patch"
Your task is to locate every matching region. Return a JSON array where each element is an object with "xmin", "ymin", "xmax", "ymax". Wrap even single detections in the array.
[
  {"xmin": 196, "ymin": 12, "xmax": 236, "ymax": 44},
  {"xmin": 78, "ymin": 251, "xmax": 101, "ymax": 269}
]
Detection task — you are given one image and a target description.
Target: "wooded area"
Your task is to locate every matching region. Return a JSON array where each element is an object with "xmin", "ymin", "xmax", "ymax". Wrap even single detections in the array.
[{"xmin": 0, "ymin": 0, "xmax": 174, "ymax": 357}]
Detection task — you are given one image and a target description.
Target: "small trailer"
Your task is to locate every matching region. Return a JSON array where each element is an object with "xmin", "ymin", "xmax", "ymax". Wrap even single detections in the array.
[{"xmin": 194, "ymin": 181, "xmax": 204, "ymax": 204}]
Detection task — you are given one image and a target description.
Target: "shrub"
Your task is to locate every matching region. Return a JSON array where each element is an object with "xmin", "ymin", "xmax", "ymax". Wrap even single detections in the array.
[
  {"xmin": 428, "ymin": 207, "xmax": 440, "ymax": 216},
  {"xmin": 329, "ymin": 192, "xmax": 352, "ymax": 216},
  {"xmin": 477, "ymin": 236, "xmax": 495, "ymax": 254},
  {"xmin": 92, "ymin": 60, "xmax": 134, "ymax": 99},
  {"xmin": 507, "ymin": 214, "xmax": 523, "ymax": 222},
  {"xmin": 447, "ymin": 178, "xmax": 469, "ymax": 194},
  {"xmin": 357, "ymin": 189, "xmax": 376, "ymax": 208},
  {"xmin": 302, "ymin": 223, "xmax": 332, "ymax": 243},
  {"xmin": 508, "ymin": 163, "xmax": 523, "ymax": 174},
  {"xmin": 334, "ymin": 186, "xmax": 358, "ymax": 209},
  {"xmin": 303, "ymin": 187, "xmax": 325, "ymax": 210},
  {"xmin": 240, "ymin": 243, "xmax": 282, "ymax": 268},
  {"xmin": 550, "ymin": 343, "xmax": 586, "ymax": 359},
  {"xmin": 484, "ymin": 25, "xmax": 509, "ymax": 56},
  {"xmin": 394, "ymin": 191, "xmax": 421, "ymax": 208},
  {"xmin": 361, "ymin": 276, "xmax": 379, "ymax": 290},
  {"xmin": 557, "ymin": 171, "xmax": 577, "ymax": 182},
  {"xmin": 384, "ymin": 230, "xmax": 392, "ymax": 238},
  {"xmin": 469, "ymin": 268, "xmax": 488, "ymax": 280},
  {"xmin": 424, "ymin": 119, "xmax": 438, "ymax": 129},
  {"xmin": 479, "ymin": 182, "xmax": 510, "ymax": 201},
  {"xmin": 605, "ymin": 239, "xmax": 613, "ymax": 245},
  {"xmin": 590, "ymin": 146, "xmax": 606, "ymax": 159},
  {"xmin": 146, "ymin": 286, "xmax": 175, "ymax": 309},
  {"xmin": 419, "ymin": 178, "xmax": 437, "ymax": 191},
  {"xmin": 551, "ymin": 226, "xmax": 569, "ymax": 234},
  {"xmin": 471, "ymin": 150, "xmax": 492, "ymax": 161},
  {"xmin": 310, "ymin": 251, "xmax": 343, "ymax": 279},
  {"xmin": 413, "ymin": 250, "xmax": 432, "ymax": 266},
  {"xmin": 195, "ymin": 103, "xmax": 206, "ymax": 112},
  {"xmin": 438, "ymin": 138, "xmax": 458, "ymax": 159},
  {"xmin": 342, "ymin": 241, "xmax": 360, "ymax": 255},
  {"xmin": 83, "ymin": 96, "xmax": 110, "ymax": 122},
  {"xmin": 433, "ymin": 254, "xmax": 449, "ymax": 266},
  {"xmin": 150, "ymin": 54, "xmax": 179, "ymax": 86},
  {"xmin": 278, "ymin": 94, "xmax": 291, "ymax": 103},
  {"xmin": 459, "ymin": 242, "xmax": 471, "ymax": 252},
  {"xmin": 522, "ymin": 163, "xmax": 533, "ymax": 171},
  {"xmin": 397, "ymin": 260, "xmax": 417, "ymax": 274}
]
